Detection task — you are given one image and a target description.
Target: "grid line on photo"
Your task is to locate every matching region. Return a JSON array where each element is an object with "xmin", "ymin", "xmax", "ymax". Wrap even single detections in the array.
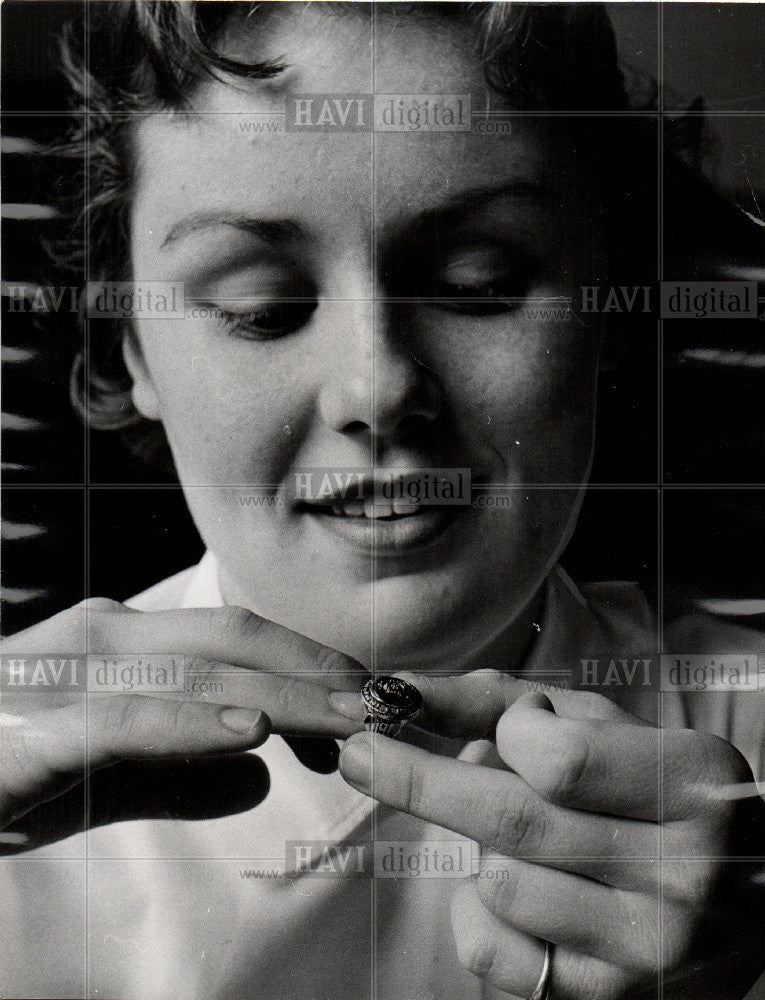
[
  {"xmin": 9, "ymin": 852, "xmax": 765, "ymax": 864},
  {"xmin": 6, "ymin": 109, "xmax": 765, "ymax": 118},
  {"xmin": 370, "ymin": 10, "xmax": 379, "ymax": 999},
  {"xmin": 658, "ymin": 5, "xmax": 667, "ymax": 999},
  {"xmin": 13, "ymin": 482, "xmax": 765, "ymax": 491},
  {"xmin": 82, "ymin": 2, "xmax": 94, "ymax": 996}
]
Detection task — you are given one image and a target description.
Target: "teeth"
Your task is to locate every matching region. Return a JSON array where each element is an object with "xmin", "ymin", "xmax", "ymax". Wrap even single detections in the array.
[
  {"xmin": 364, "ymin": 497, "xmax": 395, "ymax": 519},
  {"xmin": 392, "ymin": 494, "xmax": 422, "ymax": 517},
  {"xmin": 311, "ymin": 494, "xmax": 427, "ymax": 519}
]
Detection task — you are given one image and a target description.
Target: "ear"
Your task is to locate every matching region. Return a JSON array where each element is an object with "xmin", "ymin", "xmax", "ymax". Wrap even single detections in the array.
[{"xmin": 122, "ymin": 328, "xmax": 160, "ymax": 421}]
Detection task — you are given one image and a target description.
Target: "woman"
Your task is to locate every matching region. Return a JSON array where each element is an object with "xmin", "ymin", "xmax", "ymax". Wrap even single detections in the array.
[{"xmin": 1, "ymin": 3, "xmax": 763, "ymax": 998}]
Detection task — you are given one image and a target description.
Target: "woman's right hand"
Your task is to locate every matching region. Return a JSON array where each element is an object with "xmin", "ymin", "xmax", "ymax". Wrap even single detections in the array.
[{"xmin": 0, "ymin": 598, "xmax": 365, "ymax": 849}]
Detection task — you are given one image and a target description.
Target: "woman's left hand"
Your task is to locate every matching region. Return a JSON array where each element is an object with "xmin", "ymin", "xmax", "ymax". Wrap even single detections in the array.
[{"xmin": 338, "ymin": 670, "xmax": 765, "ymax": 1000}]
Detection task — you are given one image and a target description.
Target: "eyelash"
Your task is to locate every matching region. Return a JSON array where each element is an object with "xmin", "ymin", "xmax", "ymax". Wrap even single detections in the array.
[
  {"xmin": 430, "ymin": 277, "xmax": 530, "ymax": 316},
  {"xmin": 215, "ymin": 300, "xmax": 318, "ymax": 341},
  {"xmin": 205, "ymin": 269, "xmax": 532, "ymax": 341}
]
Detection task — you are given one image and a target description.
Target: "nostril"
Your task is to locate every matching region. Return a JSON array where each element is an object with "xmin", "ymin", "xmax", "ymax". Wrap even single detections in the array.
[
  {"xmin": 342, "ymin": 420, "xmax": 369, "ymax": 435},
  {"xmin": 395, "ymin": 412, "xmax": 436, "ymax": 438}
]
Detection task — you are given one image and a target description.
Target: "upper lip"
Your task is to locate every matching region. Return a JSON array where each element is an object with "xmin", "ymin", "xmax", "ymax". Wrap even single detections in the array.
[
  {"xmin": 291, "ymin": 469, "xmax": 481, "ymax": 511},
  {"xmin": 298, "ymin": 472, "xmax": 418, "ymax": 507}
]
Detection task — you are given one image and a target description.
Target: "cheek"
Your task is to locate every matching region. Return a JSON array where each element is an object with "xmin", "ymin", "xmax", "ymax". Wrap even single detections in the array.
[
  {"xmin": 135, "ymin": 322, "xmax": 308, "ymax": 482},
  {"xmin": 434, "ymin": 320, "xmax": 599, "ymax": 478}
]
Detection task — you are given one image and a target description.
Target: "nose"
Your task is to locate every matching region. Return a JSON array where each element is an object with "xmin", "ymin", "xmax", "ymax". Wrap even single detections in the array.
[{"xmin": 317, "ymin": 295, "xmax": 441, "ymax": 442}]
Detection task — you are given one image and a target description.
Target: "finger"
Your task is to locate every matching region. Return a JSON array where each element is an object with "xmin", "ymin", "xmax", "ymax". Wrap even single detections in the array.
[
  {"xmin": 1, "ymin": 656, "xmax": 365, "ymax": 739},
  {"xmin": 451, "ymin": 881, "xmax": 627, "ymax": 1000},
  {"xmin": 328, "ymin": 668, "xmax": 647, "ymax": 739},
  {"xmin": 496, "ymin": 692, "xmax": 662, "ymax": 819},
  {"xmin": 0, "ymin": 597, "xmax": 133, "ymax": 652},
  {"xmin": 1, "ymin": 697, "xmax": 269, "ymax": 826},
  {"xmin": 338, "ymin": 732, "xmax": 660, "ymax": 888},
  {"xmin": 159, "ymin": 661, "xmax": 365, "ymax": 737},
  {"xmin": 0, "ymin": 755, "xmax": 270, "ymax": 853},
  {"xmin": 475, "ymin": 853, "xmax": 661, "ymax": 972},
  {"xmin": 496, "ymin": 693, "xmax": 748, "ymax": 821},
  {"xmin": 2, "ymin": 600, "xmax": 367, "ymax": 690},
  {"xmin": 87, "ymin": 603, "xmax": 367, "ymax": 689}
]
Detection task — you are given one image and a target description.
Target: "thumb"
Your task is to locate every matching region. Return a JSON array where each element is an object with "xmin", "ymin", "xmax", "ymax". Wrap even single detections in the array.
[{"xmin": 329, "ymin": 668, "xmax": 645, "ymax": 741}]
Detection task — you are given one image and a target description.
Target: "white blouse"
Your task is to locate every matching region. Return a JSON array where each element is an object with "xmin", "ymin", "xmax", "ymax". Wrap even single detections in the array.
[{"xmin": 2, "ymin": 553, "xmax": 762, "ymax": 999}]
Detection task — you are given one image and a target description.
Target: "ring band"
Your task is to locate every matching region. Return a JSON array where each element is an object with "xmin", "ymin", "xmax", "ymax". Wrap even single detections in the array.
[{"xmin": 528, "ymin": 940, "xmax": 552, "ymax": 1000}]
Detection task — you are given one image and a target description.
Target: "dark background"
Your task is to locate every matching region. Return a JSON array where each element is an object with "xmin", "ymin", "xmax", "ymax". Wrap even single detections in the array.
[{"xmin": 2, "ymin": 2, "xmax": 764, "ymax": 637}]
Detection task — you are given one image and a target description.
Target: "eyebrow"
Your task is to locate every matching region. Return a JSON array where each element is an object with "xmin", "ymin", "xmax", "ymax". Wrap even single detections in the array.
[
  {"xmin": 159, "ymin": 180, "xmax": 550, "ymax": 250},
  {"xmin": 440, "ymin": 180, "xmax": 550, "ymax": 212},
  {"xmin": 160, "ymin": 213, "xmax": 306, "ymax": 250},
  {"xmin": 411, "ymin": 179, "xmax": 553, "ymax": 230}
]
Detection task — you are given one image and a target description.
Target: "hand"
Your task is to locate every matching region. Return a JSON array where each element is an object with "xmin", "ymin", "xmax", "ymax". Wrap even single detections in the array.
[
  {"xmin": 0, "ymin": 599, "xmax": 365, "ymax": 849},
  {"xmin": 338, "ymin": 670, "xmax": 765, "ymax": 999}
]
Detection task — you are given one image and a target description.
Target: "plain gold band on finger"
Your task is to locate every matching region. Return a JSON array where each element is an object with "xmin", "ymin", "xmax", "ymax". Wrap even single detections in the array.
[{"xmin": 528, "ymin": 940, "xmax": 552, "ymax": 1000}]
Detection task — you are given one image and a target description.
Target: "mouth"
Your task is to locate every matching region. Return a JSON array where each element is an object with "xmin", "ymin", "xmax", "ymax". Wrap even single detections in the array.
[
  {"xmin": 297, "ymin": 500, "xmax": 462, "ymax": 555},
  {"xmin": 296, "ymin": 496, "xmax": 426, "ymax": 520},
  {"xmin": 293, "ymin": 472, "xmax": 475, "ymax": 556}
]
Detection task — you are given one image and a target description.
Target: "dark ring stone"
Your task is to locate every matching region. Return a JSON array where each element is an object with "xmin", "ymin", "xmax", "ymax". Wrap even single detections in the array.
[{"xmin": 361, "ymin": 676, "xmax": 423, "ymax": 724}]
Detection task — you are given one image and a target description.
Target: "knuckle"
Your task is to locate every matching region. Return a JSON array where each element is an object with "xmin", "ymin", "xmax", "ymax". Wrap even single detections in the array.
[
  {"xmin": 704, "ymin": 733, "xmax": 752, "ymax": 784},
  {"xmin": 476, "ymin": 861, "xmax": 521, "ymax": 915},
  {"xmin": 472, "ymin": 668, "xmax": 503, "ymax": 684},
  {"xmin": 74, "ymin": 597, "xmax": 125, "ymax": 613},
  {"xmin": 623, "ymin": 890, "xmax": 702, "ymax": 977},
  {"xmin": 63, "ymin": 599, "xmax": 128, "ymax": 652},
  {"xmin": 168, "ymin": 699, "xmax": 205, "ymax": 733},
  {"xmin": 100, "ymin": 695, "xmax": 146, "ymax": 757},
  {"xmin": 212, "ymin": 605, "xmax": 264, "ymax": 642},
  {"xmin": 454, "ymin": 934, "xmax": 499, "ymax": 980},
  {"xmin": 54, "ymin": 606, "xmax": 90, "ymax": 648},
  {"xmin": 262, "ymin": 676, "xmax": 309, "ymax": 719},
  {"xmin": 469, "ymin": 668, "xmax": 505, "ymax": 703},
  {"xmin": 536, "ymin": 724, "xmax": 593, "ymax": 804},
  {"xmin": 314, "ymin": 645, "xmax": 352, "ymax": 676},
  {"xmin": 185, "ymin": 657, "xmax": 220, "ymax": 694},
  {"xmin": 488, "ymin": 792, "xmax": 545, "ymax": 856},
  {"xmin": 270, "ymin": 678, "xmax": 300, "ymax": 711},
  {"xmin": 681, "ymin": 731, "xmax": 752, "ymax": 821}
]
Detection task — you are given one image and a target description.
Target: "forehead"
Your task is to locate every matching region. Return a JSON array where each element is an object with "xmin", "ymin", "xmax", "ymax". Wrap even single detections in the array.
[
  {"xmin": 215, "ymin": 2, "xmax": 487, "ymax": 94},
  {"xmin": 130, "ymin": 3, "xmax": 582, "ymax": 256}
]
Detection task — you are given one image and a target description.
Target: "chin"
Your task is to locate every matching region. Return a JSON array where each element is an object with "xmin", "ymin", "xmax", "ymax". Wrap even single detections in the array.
[{"xmin": 345, "ymin": 582, "xmax": 504, "ymax": 671}]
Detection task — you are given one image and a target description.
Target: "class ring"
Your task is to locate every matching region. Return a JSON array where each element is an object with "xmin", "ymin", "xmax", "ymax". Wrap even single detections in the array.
[{"xmin": 361, "ymin": 676, "xmax": 423, "ymax": 738}]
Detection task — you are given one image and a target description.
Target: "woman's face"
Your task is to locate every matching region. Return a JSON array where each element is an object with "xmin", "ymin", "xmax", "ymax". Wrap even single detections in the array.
[{"xmin": 127, "ymin": 4, "xmax": 605, "ymax": 670}]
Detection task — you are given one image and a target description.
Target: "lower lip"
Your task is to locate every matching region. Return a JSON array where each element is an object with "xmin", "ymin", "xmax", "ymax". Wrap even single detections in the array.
[{"xmin": 301, "ymin": 506, "xmax": 463, "ymax": 556}]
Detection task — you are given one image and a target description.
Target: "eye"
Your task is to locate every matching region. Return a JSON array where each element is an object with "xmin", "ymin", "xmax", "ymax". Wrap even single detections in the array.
[
  {"xmin": 214, "ymin": 299, "xmax": 317, "ymax": 341},
  {"xmin": 431, "ymin": 275, "xmax": 530, "ymax": 316},
  {"xmin": 398, "ymin": 245, "xmax": 537, "ymax": 317}
]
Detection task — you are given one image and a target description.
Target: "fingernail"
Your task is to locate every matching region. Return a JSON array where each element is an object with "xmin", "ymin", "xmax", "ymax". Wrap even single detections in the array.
[
  {"xmin": 219, "ymin": 707, "xmax": 265, "ymax": 735},
  {"xmin": 328, "ymin": 690, "xmax": 366, "ymax": 721},
  {"xmin": 339, "ymin": 733, "xmax": 373, "ymax": 791}
]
